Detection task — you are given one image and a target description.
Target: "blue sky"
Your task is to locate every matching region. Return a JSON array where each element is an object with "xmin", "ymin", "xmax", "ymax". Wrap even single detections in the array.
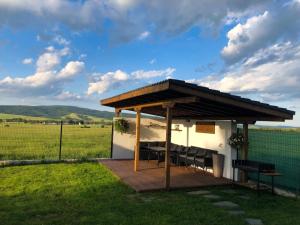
[{"xmin": 0, "ymin": 0, "xmax": 299, "ymax": 126}]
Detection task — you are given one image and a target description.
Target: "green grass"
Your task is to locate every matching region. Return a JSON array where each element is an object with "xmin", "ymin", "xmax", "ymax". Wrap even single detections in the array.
[
  {"xmin": 0, "ymin": 163, "xmax": 299, "ymax": 225},
  {"xmin": 0, "ymin": 123, "xmax": 111, "ymax": 160},
  {"xmin": 0, "ymin": 113, "xmax": 51, "ymax": 121}
]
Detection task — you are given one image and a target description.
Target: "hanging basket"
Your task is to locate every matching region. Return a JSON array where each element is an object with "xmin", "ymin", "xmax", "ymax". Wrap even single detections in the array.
[
  {"xmin": 114, "ymin": 118, "xmax": 129, "ymax": 134},
  {"xmin": 228, "ymin": 133, "xmax": 245, "ymax": 149}
]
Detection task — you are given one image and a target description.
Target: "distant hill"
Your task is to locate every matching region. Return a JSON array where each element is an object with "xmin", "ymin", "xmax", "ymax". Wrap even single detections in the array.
[{"xmin": 0, "ymin": 105, "xmax": 135, "ymax": 121}]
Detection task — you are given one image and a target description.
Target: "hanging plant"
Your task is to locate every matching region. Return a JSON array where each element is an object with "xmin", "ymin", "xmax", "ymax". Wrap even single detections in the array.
[
  {"xmin": 114, "ymin": 118, "xmax": 129, "ymax": 134},
  {"xmin": 228, "ymin": 133, "xmax": 245, "ymax": 148}
]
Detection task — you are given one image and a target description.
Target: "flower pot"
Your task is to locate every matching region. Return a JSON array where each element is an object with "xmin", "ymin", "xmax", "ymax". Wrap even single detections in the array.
[{"xmin": 212, "ymin": 153, "xmax": 225, "ymax": 178}]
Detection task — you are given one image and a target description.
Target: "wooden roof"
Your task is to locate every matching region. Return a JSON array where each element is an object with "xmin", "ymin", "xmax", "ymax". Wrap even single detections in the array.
[{"xmin": 100, "ymin": 79, "xmax": 295, "ymax": 122}]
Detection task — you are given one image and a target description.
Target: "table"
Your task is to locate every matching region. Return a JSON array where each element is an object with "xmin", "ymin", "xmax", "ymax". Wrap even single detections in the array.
[
  {"xmin": 262, "ymin": 172, "xmax": 282, "ymax": 195},
  {"xmin": 148, "ymin": 146, "xmax": 165, "ymax": 166}
]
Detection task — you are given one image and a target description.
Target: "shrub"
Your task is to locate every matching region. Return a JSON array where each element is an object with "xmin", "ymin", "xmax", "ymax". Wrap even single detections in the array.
[{"xmin": 114, "ymin": 118, "xmax": 129, "ymax": 134}]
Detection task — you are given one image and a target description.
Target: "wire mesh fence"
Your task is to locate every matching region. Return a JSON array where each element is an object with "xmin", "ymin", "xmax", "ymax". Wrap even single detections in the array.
[
  {"xmin": 0, "ymin": 122, "xmax": 111, "ymax": 160},
  {"xmin": 239, "ymin": 128, "xmax": 300, "ymax": 193}
]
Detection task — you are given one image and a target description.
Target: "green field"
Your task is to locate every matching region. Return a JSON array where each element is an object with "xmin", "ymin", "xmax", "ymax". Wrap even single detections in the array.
[
  {"xmin": 0, "ymin": 123, "xmax": 111, "ymax": 160},
  {"xmin": 0, "ymin": 113, "xmax": 50, "ymax": 121},
  {"xmin": 1, "ymin": 163, "xmax": 299, "ymax": 225}
]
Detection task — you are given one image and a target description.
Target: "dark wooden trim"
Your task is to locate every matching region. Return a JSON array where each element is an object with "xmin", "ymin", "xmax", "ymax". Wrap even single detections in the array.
[
  {"xmin": 101, "ymin": 80, "xmax": 170, "ymax": 106},
  {"xmin": 116, "ymin": 96, "xmax": 198, "ymax": 111},
  {"xmin": 110, "ymin": 122, "xmax": 114, "ymax": 159},
  {"xmin": 100, "ymin": 79, "xmax": 294, "ymax": 122},
  {"xmin": 165, "ymin": 106, "xmax": 172, "ymax": 190},
  {"xmin": 242, "ymin": 123, "xmax": 249, "ymax": 160},
  {"xmin": 172, "ymin": 116, "xmax": 285, "ymax": 122},
  {"xmin": 115, "ymin": 108, "xmax": 121, "ymax": 117},
  {"xmin": 241, "ymin": 123, "xmax": 249, "ymax": 182},
  {"xmin": 169, "ymin": 82, "xmax": 293, "ymax": 119},
  {"xmin": 134, "ymin": 109, "xmax": 141, "ymax": 172}
]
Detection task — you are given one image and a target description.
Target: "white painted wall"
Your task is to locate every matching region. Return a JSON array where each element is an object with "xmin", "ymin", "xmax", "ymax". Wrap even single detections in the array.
[
  {"xmin": 112, "ymin": 117, "xmax": 166, "ymax": 159},
  {"xmin": 171, "ymin": 120, "xmax": 237, "ymax": 179},
  {"xmin": 112, "ymin": 117, "xmax": 237, "ymax": 179}
]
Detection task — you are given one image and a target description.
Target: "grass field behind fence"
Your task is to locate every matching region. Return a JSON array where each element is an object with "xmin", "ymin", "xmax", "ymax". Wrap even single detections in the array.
[
  {"xmin": 0, "ymin": 123, "xmax": 111, "ymax": 160},
  {"xmin": 1, "ymin": 122, "xmax": 300, "ymax": 192}
]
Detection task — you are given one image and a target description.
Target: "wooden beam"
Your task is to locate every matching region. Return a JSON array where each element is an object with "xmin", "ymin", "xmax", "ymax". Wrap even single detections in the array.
[
  {"xmin": 241, "ymin": 123, "xmax": 249, "ymax": 182},
  {"xmin": 165, "ymin": 105, "xmax": 173, "ymax": 190},
  {"xmin": 170, "ymin": 82, "xmax": 294, "ymax": 119},
  {"xmin": 134, "ymin": 109, "xmax": 141, "ymax": 172},
  {"xmin": 116, "ymin": 96, "xmax": 198, "ymax": 111},
  {"xmin": 172, "ymin": 116, "xmax": 285, "ymax": 122},
  {"xmin": 110, "ymin": 122, "xmax": 114, "ymax": 159},
  {"xmin": 115, "ymin": 108, "xmax": 121, "ymax": 117},
  {"xmin": 101, "ymin": 80, "xmax": 170, "ymax": 106},
  {"xmin": 242, "ymin": 123, "xmax": 249, "ymax": 160}
]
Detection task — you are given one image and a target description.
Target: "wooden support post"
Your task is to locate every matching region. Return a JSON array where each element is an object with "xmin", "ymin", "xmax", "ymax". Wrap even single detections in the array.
[
  {"xmin": 242, "ymin": 123, "xmax": 249, "ymax": 159},
  {"xmin": 134, "ymin": 108, "xmax": 141, "ymax": 172},
  {"xmin": 241, "ymin": 122, "xmax": 249, "ymax": 182},
  {"xmin": 164, "ymin": 104, "xmax": 173, "ymax": 190},
  {"xmin": 110, "ymin": 121, "xmax": 114, "ymax": 159},
  {"xmin": 115, "ymin": 109, "xmax": 121, "ymax": 117}
]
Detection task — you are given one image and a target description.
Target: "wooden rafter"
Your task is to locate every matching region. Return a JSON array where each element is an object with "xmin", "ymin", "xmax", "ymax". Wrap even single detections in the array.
[
  {"xmin": 172, "ymin": 116, "xmax": 284, "ymax": 122},
  {"xmin": 116, "ymin": 96, "xmax": 199, "ymax": 111},
  {"xmin": 101, "ymin": 79, "xmax": 294, "ymax": 122},
  {"xmin": 170, "ymin": 82, "xmax": 293, "ymax": 119}
]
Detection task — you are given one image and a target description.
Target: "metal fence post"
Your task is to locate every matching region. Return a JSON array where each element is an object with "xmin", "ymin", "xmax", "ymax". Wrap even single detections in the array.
[{"xmin": 59, "ymin": 120, "xmax": 63, "ymax": 160}]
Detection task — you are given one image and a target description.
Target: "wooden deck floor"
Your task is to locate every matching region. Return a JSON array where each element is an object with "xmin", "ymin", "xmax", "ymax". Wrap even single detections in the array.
[{"xmin": 100, "ymin": 159, "xmax": 231, "ymax": 192}]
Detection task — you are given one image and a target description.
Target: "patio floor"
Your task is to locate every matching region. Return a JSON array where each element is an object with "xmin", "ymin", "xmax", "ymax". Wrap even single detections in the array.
[{"xmin": 100, "ymin": 159, "xmax": 231, "ymax": 192}]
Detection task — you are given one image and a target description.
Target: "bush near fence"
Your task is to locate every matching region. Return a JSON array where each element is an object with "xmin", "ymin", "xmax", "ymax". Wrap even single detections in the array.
[
  {"xmin": 0, "ymin": 122, "xmax": 111, "ymax": 160},
  {"xmin": 242, "ymin": 128, "xmax": 300, "ymax": 192}
]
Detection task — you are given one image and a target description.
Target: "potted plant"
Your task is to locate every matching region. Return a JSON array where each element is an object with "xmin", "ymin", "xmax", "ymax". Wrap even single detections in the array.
[
  {"xmin": 114, "ymin": 118, "xmax": 129, "ymax": 134},
  {"xmin": 228, "ymin": 132, "xmax": 246, "ymax": 159}
]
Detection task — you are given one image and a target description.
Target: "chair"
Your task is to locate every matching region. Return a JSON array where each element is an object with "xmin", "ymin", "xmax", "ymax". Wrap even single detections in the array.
[
  {"xmin": 194, "ymin": 148, "xmax": 217, "ymax": 170},
  {"xmin": 178, "ymin": 146, "xmax": 190, "ymax": 166},
  {"xmin": 194, "ymin": 147, "xmax": 208, "ymax": 169},
  {"xmin": 185, "ymin": 147, "xmax": 199, "ymax": 166},
  {"xmin": 170, "ymin": 143, "xmax": 179, "ymax": 164}
]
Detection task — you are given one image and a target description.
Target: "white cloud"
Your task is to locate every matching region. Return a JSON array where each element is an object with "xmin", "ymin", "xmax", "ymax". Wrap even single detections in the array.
[
  {"xmin": 222, "ymin": 1, "xmax": 300, "ymax": 64},
  {"xmin": 53, "ymin": 35, "xmax": 70, "ymax": 46},
  {"xmin": 36, "ymin": 47, "xmax": 67, "ymax": 72},
  {"xmin": 0, "ymin": 46, "xmax": 84, "ymax": 97},
  {"xmin": 138, "ymin": 31, "xmax": 150, "ymax": 40},
  {"xmin": 0, "ymin": 0, "xmax": 269, "ymax": 43},
  {"xmin": 87, "ymin": 67, "xmax": 175, "ymax": 95},
  {"xmin": 57, "ymin": 61, "xmax": 85, "ymax": 79},
  {"xmin": 55, "ymin": 91, "xmax": 82, "ymax": 100},
  {"xmin": 188, "ymin": 42, "xmax": 300, "ymax": 102},
  {"xmin": 22, "ymin": 58, "xmax": 33, "ymax": 65},
  {"xmin": 87, "ymin": 70, "xmax": 129, "ymax": 95},
  {"xmin": 132, "ymin": 67, "xmax": 175, "ymax": 79}
]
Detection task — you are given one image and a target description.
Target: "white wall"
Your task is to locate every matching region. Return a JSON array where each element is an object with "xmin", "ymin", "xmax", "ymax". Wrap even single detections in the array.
[
  {"xmin": 112, "ymin": 117, "xmax": 166, "ymax": 159},
  {"xmin": 112, "ymin": 117, "xmax": 237, "ymax": 179},
  {"xmin": 171, "ymin": 120, "xmax": 237, "ymax": 179}
]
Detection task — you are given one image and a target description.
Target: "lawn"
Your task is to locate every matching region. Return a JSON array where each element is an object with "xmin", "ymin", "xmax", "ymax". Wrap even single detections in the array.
[
  {"xmin": 0, "ymin": 123, "xmax": 111, "ymax": 160},
  {"xmin": 0, "ymin": 163, "xmax": 299, "ymax": 225}
]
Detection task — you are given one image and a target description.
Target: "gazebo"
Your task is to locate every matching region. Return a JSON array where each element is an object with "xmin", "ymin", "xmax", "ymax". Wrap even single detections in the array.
[{"xmin": 101, "ymin": 79, "xmax": 294, "ymax": 190}]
